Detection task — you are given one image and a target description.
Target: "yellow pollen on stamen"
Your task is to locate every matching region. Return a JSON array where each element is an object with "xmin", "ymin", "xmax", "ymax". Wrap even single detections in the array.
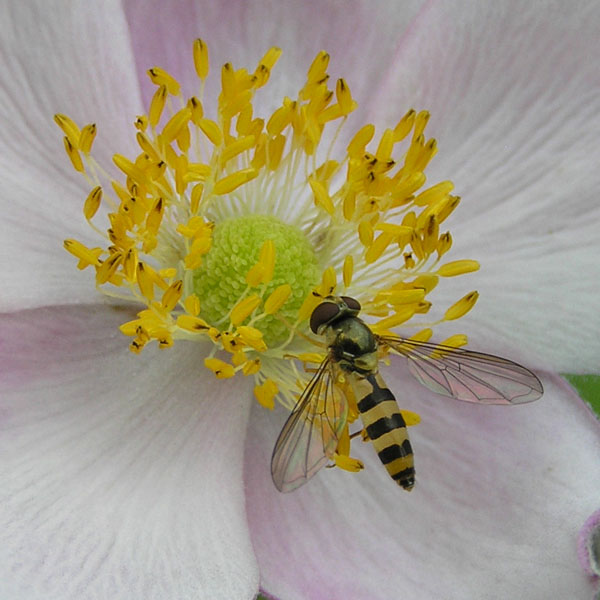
[{"xmin": 57, "ymin": 40, "xmax": 483, "ymax": 472}]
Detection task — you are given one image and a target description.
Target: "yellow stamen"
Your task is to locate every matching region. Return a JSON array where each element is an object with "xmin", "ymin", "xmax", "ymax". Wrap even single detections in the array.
[
  {"xmin": 193, "ymin": 38, "xmax": 210, "ymax": 80},
  {"xmin": 231, "ymin": 295, "xmax": 262, "ymax": 326},
  {"xmin": 213, "ymin": 168, "xmax": 258, "ymax": 195},
  {"xmin": 254, "ymin": 379, "xmax": 279, "ymax": 409},
  {"xmin": 79, "ymin": 123, "xmax": 97, "ymax": 154},
  {"xmin": 445, "ymin": 291, "xmax": 479, "ymax": 321},
  {"xmin": 83, "ymin": 186, "xmax": 102, "ymax": 220},
  {"xmin": 264, "ymin": 284, "xmax": 292, "ymax": 315},
  {"xmin": 204, "ymin": 357, "xmax": 235, "ymax": 379},
  {"xmin": 437, "ymin": 260, "xmax": 480, "ymax": 277}
]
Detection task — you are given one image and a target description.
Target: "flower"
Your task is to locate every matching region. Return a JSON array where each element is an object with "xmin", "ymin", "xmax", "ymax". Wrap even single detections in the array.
[{"xmin": 1, "ymin": 2, "xmax": 599, "ymax": 600}]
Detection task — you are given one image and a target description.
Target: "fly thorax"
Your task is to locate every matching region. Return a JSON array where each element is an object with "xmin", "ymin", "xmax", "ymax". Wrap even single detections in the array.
[{"xmin": 326, "ymin": 317, "xmax": 378, "ymax": 374}]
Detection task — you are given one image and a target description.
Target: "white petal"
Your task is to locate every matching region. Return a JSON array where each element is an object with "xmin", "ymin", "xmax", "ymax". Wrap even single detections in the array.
[
  {"xmin": 246, "ymin": 363, "xmax": 600, "ymax": 599},
  {"xmin": 0, "ymin": 304, "xmax": 259, "ymax": 599},
  {"xmin": 0, "ymin": 1, "xmax": 143, "ymax": 311},
  {"xmin": 366, "ymin": 1, "xmax": 600, "ymax": 371}
]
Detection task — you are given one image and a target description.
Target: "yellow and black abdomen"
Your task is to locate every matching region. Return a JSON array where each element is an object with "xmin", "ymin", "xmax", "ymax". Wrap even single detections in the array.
[{"xmin": 353, "ymin": 372, "xmax": 415, "ymax": 490}]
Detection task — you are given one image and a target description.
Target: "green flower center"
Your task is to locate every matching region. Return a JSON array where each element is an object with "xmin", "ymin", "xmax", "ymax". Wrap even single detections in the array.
[{"xmin": 193, "ymin": 215, "xmax": 320, "ymax": 344}]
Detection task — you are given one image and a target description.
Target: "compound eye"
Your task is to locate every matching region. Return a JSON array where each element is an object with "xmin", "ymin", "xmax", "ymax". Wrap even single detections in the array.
[
  {"xmin": 310, "ymin": 301, "xmax": 340, "ymax": 334},
  {"xmin": 340, "ymin": 296, "xmax": 361, "ymax": 312}
]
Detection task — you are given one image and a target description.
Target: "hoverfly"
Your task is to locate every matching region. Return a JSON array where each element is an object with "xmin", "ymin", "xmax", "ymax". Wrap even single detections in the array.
[{"xmin": 271, "ymin": 295, "xmax": 543, "ymax": 492}]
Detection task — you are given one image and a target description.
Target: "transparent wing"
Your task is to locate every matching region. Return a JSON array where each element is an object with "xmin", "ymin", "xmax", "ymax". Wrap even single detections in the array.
[
  {"xmin": 271, "ymin": 358, "xmax": 348, "ymax": 492},
  {"xmin": 378, "ymin": 336, "xmax": 543, "ymax": 405}
]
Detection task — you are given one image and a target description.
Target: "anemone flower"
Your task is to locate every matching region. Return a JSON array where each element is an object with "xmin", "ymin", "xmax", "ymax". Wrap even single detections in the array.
[{"xmin": 1, "ymin": 2, "xmax": 599, "ymax": 599}]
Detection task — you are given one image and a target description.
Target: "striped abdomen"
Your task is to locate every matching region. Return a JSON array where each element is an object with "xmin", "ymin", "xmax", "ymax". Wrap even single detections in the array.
[{"xmin": 353, "ymin": 372, "xmax": 415, "ymax": 490}]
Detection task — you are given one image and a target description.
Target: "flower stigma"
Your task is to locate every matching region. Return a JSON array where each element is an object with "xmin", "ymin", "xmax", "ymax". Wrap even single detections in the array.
[{"xmin": 58, "ymin": 41, "xmax": 481, "ymax": 473}]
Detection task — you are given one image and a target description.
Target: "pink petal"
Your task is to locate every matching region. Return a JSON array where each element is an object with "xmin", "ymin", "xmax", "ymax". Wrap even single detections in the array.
[
  {"xmin": 122, "ymin": 0, "xmax": 425, "ymax": 109},
  {"xmin": 246, "ymin": 361, "xmax": 600, "ymax": 599},
  {"xmin": 367, "ymin": 0, "xmax": 600, "ymax": 372},
  {"xmin": 0, "ymin": 2, "xmax": 142, "ymax": 311},
  {"xmin": 0, "ymin": 304, "xmax": 259, "ymax": 599}
]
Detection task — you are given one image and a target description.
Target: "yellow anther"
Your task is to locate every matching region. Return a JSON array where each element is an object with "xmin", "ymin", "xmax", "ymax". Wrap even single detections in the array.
[
  {"xmin": 63, "ymin": 239, "xmax": 102, "ymax": 268},
  {"xmin": 204, "ymin": 357, "xmax": 235, "ymax": 379},
  {"xmin": 375, "ymin": 289, "xmax": 425, "ymax": 306},
  {"xmin": 306, "ymin": 51, "xmax": 330, "ymax": 84},
  {"xmin": 186, "ymin": 163, "xmax": 211, "ymax": 182},
  {"xmin": 318, "ymin": 266, "xmax": 337, "ymax": 297},
  {"xmin": 231, "ymin": 294, "xmax": 262, "ymax": 326},
  {"xmin": 245, "ymin": 239, "xmax": 276, "ymax": 287},
  {"xmin": 407, "ymin": 276, "xmax": 436, "ymax": 295},
  {"xmin": 220, "ymin": 135, "xmax": 256, "ymax": 167},
  {"xmin": 347, "ymin": 123, "xmax": 375, "ymax": 158},
  {"xmin": 437, "ymin": 195, "xmax": 461, "ymax": 223},
  {"xmin": 62, "ymin": 136, "xmax": 84, "ymax": 172},
  {"xmin": 336, "ymin": 78, "xmax": 356, "ymax": 116},
  {"xmin": 365, "ymin": 232, "xmax": 395, "ymax": 264},
  {"xmin": 190, "ymin": 183, "xmax": 204, "ymax": 213},
  {"xmin": 157, "ymin": 331, "xmax": 174, "ymax": 349},
  {"xmin": 308, "ymin": 178, "xmax": 334, "ymax": 215},
  {"xmin": 259, "ymin": 47, "xmax": 282, "ymax": 71},
  {"xmin": 410, "ymin": 328, "xmax": 434, "ymax": 343},
  {"xmin": 266, "ymin": 104, "xmax": 293, "ymax": 136},
  {"xmin": 176, "ymin": 314, "xmax": 210, "ymax": 332},
  {"xmin": 342, "ymin": 190, "xmax": 356, "ymax": 220},
  {"xmin": 136, "ymin": 131, "xmax": 161, "ymax": 161},
  {"xmin": 264, "ymin": 284, "xmax": 292, "ymax": 315},
  {"xmin": 254, "ymin": 379, "xmax": 279, "ymax": 410},
  {"xmin": 413, "ymin": 110, "xmax": 430, "ymax": 140},
  {"xmin": 96, "ymin": 251, "xmax": 122, "ymax": 285},
  {"xmin": 423, "ymin": 214, "xmax": 439, "ymax": 255},
  {"xmin": 343, "ymin": 255, "xmax": 354, "ymax": 288},
  {"xmin": 119, "ymin": 319, "xmax": 142, "ymax": 336},
  {"xmin": 145, "ymin": 197, "xmax": 164, "ymax": 235},
  {"xmin": 334, "ymin": 453, "xmax": 364, "ymax": 473},
  {"xmin": 414, "ymin": 181, "xmax": 454, "ymax": 207},
  {"xmin": 437, "ymin": 260, "xmax": 480, "ymax": 277},
  {"xmin": 149, "ymin": 85, "xmax": 167, "ymax": 128},
  {"xmin": 391, "ymin": 109, "xmax": 415, "ymax": 143},
  {"xmin": 134, "ymin": 115, "xmax": 148, "ymax": 131},
  {"xmin": 267, "ymin": 134, "xmax": 286, "ymax": 170},
  {"xmin": 371, "ymin": 306, "xmax": 417, "ymax": 332},
  {"xmin": 441, "ymin": 334, "xmax": 468, "ymax": 349},
  {"xmin": 193, "ymin": 38, "xmax": 209, "ymax": 80},
  {"xmin": 122, "ymin": 247, "xmax": 138, "ymax": 282},
  {"xmin": 159, "ymin": 268, "xmax": 177, "ymax": 280},
  {"xmin": 147, "ymin": 67, "xmax": 181, "ymax": 96},
  {"xmin": 112, "ymin": 154, "xmax": 148, "ymax": 186},
  {"xmin": 161, "ymin": 280, "xmax": 183, "ymax": 311},
  {"xmin": 358, "ymin": 220, "xmax": 374, "ymax": 246},
  {"xmin": 161, "ymin": 107, "xmax": 191, "ymax": 142},
  {"xmin": 213, "ymin": 168, "xmax": 258, "ymax": 195},
  {"xmin": 242, "ymin": 358, "xmax": 261, "ymax": 376},
  {"xmin": 188, "ymin": 96, "xmax": 204, "ymax": 126},
  {"xmin": 136, "ymin": 262, "xmax": 154, "ymax": 301},
  {"xmin": 83, "ymin": 186, "xmax": 102, "ymax": 220},
  {"xmin": 444, "ymin": 291, "xmax": 479, "ymax": 321},
  {"xmin": 376, "ymin": 129, "xmax": 394, "ymax": 161},
  {"xmin": 79, "ymin": 123, "xmax": 97, "ymax": 154},
  {"xmin": 237, "ymin": 326, "xmax": 267, "ymax": 352},
  {"xmin": 298, "ymin": 292, "xmax": 322, "ymax": 322},
  {"xmin": 183, "ymin": 294, "xmax": 201, "ymax": 316},
  {"xmin": 437, "ymin": 231, "xmax": 453, "ymax": 257},
  {"xmin": 54, "ymin": 113, "xmax": 81, "ymax": 147},
  {"xmin": 197, "ymin": 118, "xmax": 222, "ymax": 146},
  {"xmin": 258, "ymin": 239, "xmax": 276, "ymax": 283},
  {"xmin": 374, "ymin": 223, "xmax": 413, "ymax": 237}
]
